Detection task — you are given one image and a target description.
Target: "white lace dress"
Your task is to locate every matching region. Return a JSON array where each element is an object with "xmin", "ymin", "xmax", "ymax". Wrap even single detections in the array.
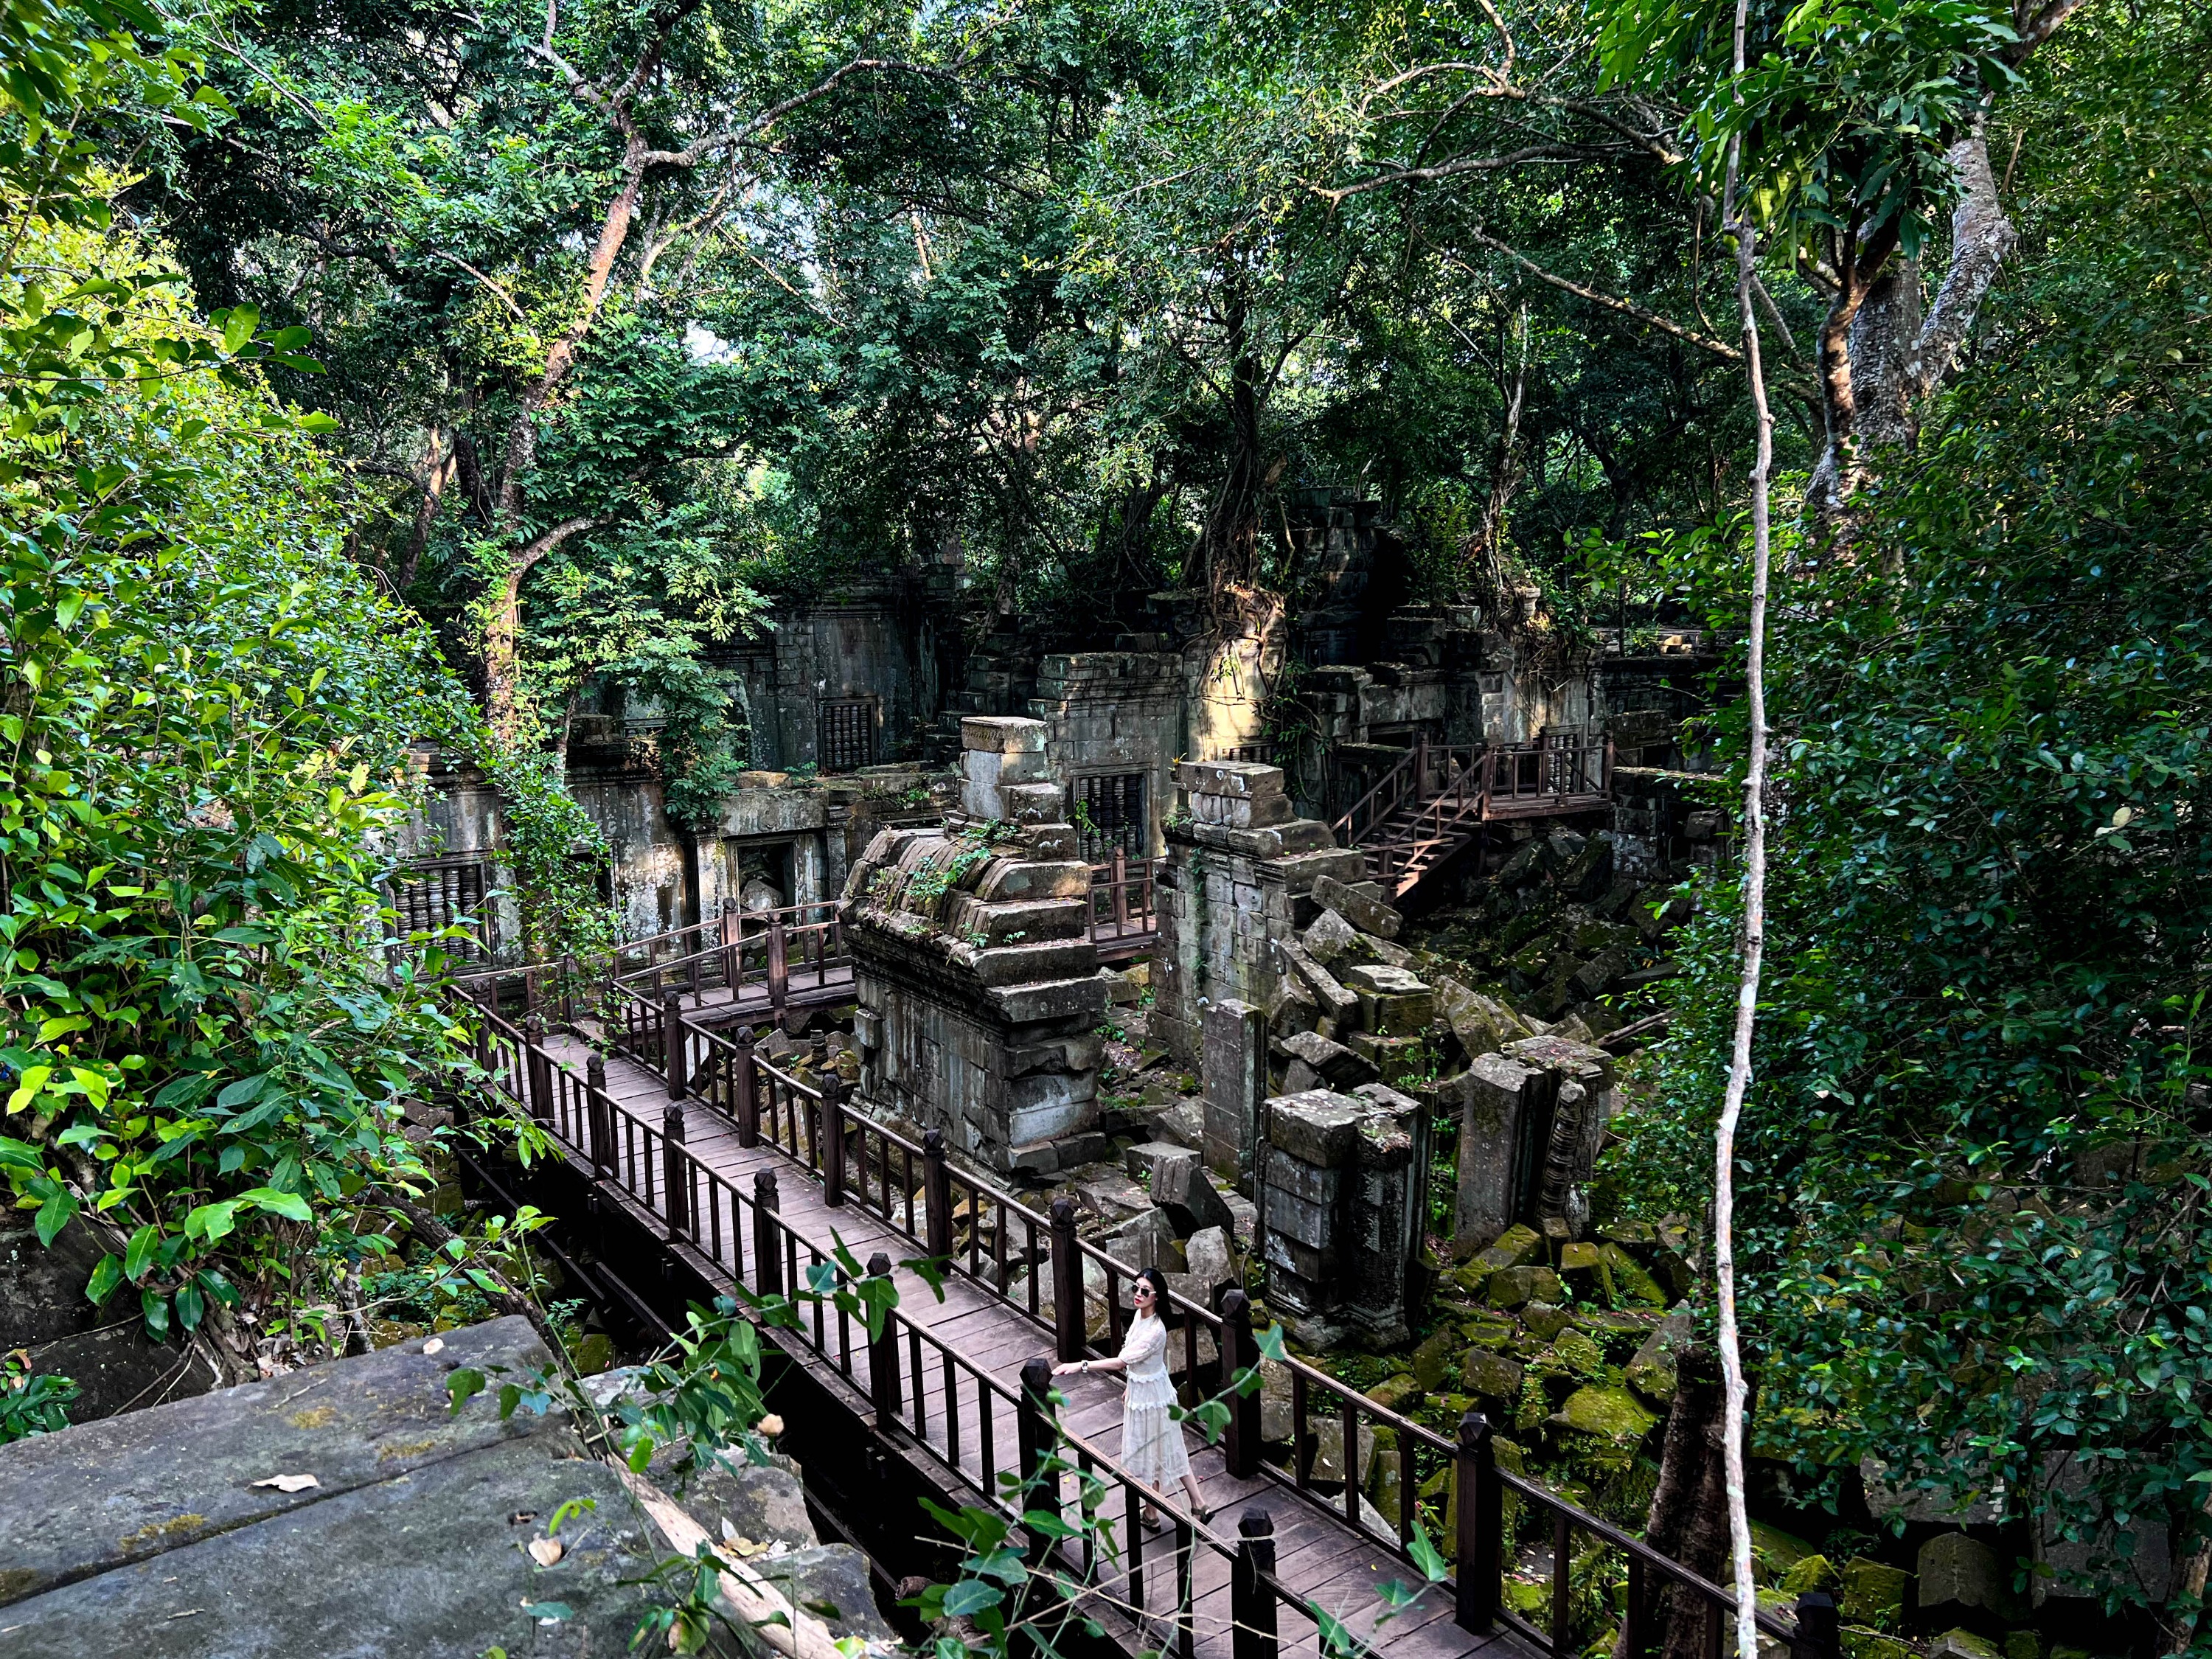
[{"xmin": 1116, "ymin": 1314, "xmax": 1192, "ymax": 1489}]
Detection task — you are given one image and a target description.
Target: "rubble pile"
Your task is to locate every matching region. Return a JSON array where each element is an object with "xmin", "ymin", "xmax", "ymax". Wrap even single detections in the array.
[{"xmin": 1421, "ymin": 824, "xmax": 1690, "ymax": 1035}]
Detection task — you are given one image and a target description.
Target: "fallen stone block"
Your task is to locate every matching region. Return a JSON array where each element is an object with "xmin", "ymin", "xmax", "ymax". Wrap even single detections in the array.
[
  {"xmin": 1840, "ymin": 1557, "xmax": 1910, "ymax": 1625},
  {"xmin": 1312, "ymin": 873, "xmax": 1403, "ymax": 939},
  {"xmin": 1487, "ymin": 1265, "xmax": 1562, "ymax": 1308},
  {"xmin": 1279, "ymin": 1029, "xmax": 1379, "ymax": 1088},
  {"xmin": 1626, "ymin": 1306, "xmax": 1694, "ymax": 1402},
  {"xmin": 1460, "ymin": 1350, "xmax": 1525, "ymax": 1405},
  {"xmin": 1152, "ymin": 1150, "xmax": 1236, "ymax": 1237},
  {"xmin": 1301, "ymin": 907, "xmax": 1362, "ymax": 966},
  {"xmin": 1124, "ymin": 1140, "xmax": 1190, "ymax": 1184},
  {"xmin": 1918, "ymin": 1531, "xmax": 2026, "ymax": 1622}
]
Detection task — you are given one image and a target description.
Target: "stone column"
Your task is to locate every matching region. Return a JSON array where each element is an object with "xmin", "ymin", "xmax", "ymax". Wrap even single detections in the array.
[
  {"xmin": 844, "ymin": 717, "xmax": 1107, "ymax": 1179},
  {"xmin": 1152, "ymin": 761, "xmax": 1363, "ymax": 1064},
  {"xmin": 1440, "ymin": 1034, "xmax": 1616, "ymax": 1254},
  {"xmin": 1258, "ymin": 1084, "xmax": 1428, "ymax": 1346},
  {"xmin": 1201, "ymin": 998, "xmax": 1266, "ymax": 1186}
]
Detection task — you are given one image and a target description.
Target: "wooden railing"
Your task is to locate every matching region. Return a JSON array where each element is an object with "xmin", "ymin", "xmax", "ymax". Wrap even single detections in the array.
[
  {"xmin": 1089, "ymin": 850, "xmax": 1159, "ymax": 949},
  {"xmin": 458, "ymin": 985, "xmax": 1829, "ymax": 1659},
  {"xmin": 448, "ymin": 956, "xmax": 588, "ymax": 1022},
  {"xmin": 1331, "ymin": 732, "xmax": 1613, "ymax": 847},
  {"xmin": 611, "ymin": 900, "xmax": 849, "ymax": 1015}
]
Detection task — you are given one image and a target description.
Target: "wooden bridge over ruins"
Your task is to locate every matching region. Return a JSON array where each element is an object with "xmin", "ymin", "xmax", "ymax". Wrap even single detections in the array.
[
  {"xmin": 1332, "ymin": 732, "xmax": 1613, "ymax": 904},
  {"xmin": 457, "ymin": 975, "xmax": 1818, "ymax": 1659},
  {"xmin": 456, "ymin": 856, "xmax": 1161, "ymax": 1029}
]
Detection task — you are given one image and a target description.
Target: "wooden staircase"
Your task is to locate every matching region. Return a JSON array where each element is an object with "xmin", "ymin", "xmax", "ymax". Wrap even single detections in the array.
[{"xmin": 1330, "ymin": 731, "xmax": 1613, "ymax": 901}]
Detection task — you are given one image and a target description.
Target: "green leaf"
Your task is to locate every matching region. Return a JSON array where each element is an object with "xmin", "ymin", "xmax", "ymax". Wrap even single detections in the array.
[
  {"xmin": 220, "ymin": 304, "xmax": 259, "ymax": 354},
  {"xmin": 215, "ymin": 1072, "xmax": 268, "ymax": 1108},
  {"xmin": 446, "ymin": 1368, "xmax": 487, "ymax": 1413},
  {"xmin": 86, "ymin": 1253, "xmax": 122, "ymax": 1304},
  {"xmin": 34, "ymin": 1189, "xmax": 76, "ymax": 1247},
  {"xmin": 519, "ymin": 1602, "xmax": 572, "ymax": 1621},
  {"xmin": 939, "ymin": 1579, "xmax": 1004, "ymax": 1618},
  {"xmin": 240, "ymin": 1186, "xmax": 312, "ymax": 1222},
  {"xmin": 122, "ymin": 1222, "xmax": 159, "ymax": 1281}
]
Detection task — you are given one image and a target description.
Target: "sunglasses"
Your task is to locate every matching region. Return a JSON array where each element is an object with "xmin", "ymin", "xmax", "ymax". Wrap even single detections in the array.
[{"xmin": 1133, "ymin": 1284, "xmax": 1156, "ymax": 1298}]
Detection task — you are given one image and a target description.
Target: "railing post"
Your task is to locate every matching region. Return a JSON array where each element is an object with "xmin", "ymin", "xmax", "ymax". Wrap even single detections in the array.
[
  {"xmin": 1049, "ymin": 1197, "xmax": 1085, "ymax": 1363},
  {"xmin": 661, "ymin": 1100, "xmax": 689, "ymax": 1238},
  {"xmin": 1232, "ymin": 1509, "xmax": 1279, "ymax": 1659},
  {"xmin": 866, "ymin": 1251, "xmax": 902, "ymax": 1426},
  {"xmin": 586, "ymin": 1054, "xmax": 613, "ymax": 1176},
  {"xmin": 661, "ymin": 990, "xmax": 685, "ymax": 1098},
  {"xmin": 524, "ymin": 1017, "xmax": 552, "ymax": 1124},
  {"xmin": 1790, "ymin": 1592, "xmax": 1840, "ymax": 1659},
  {"xmin": 768, "ymin": 915, "xmax": 789, "ymax": 1015},
  {"xmin": 732, "ymin": 1024, "xmax": 760, "ymax": 1149},
  {"xmin": 1455, "ymin": 1410, "xmax": 1501, "ymax": 1633},
  {"xmin": 1112, "ymin": 846, "xmax": 1130, "ymax": 929},
  {"xmin": 752, "ymin": 1171, "xmax": 782, "ymax": 1295},
  {"xmin": 820, "ymin": 1072, "xmax": 846, "ymax": 1208},
  {"xmin": 1220, "ymin": 1287, "xmax": 1262, "ymax": 1479},
  {"xmin": 1016, "ymin": 1354, "xmax": 1056, "ymax": 1562},
  {"xmin": 923, "ymin": 1127, "xmax": 953, "ymax": 1260},
  {"xmin": 560, "ymin": 953, "xmax": 576, "ymax": 1023}
]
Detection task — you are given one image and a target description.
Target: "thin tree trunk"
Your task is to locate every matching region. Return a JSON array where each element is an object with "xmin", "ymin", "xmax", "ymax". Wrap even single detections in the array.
[
  {"xmin": 1469, "ymin": 307, "xmax": 1530, "ymax": 605},
  {"xmin": 2164, "ymin": 1483, "xmax": 2212, "ymax": 1657},
  {"xmin": 396, "ymin": 427, "xmax": 448, "ymax": 593},
  {"xmin": 1717, "ymin": 1, "xmax": 1775, "ymax": 1654}
]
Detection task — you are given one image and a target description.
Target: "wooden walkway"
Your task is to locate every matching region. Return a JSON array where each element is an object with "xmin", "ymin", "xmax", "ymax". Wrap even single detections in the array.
[
  {"xmin": 470, "ymin": 986, "xmax": 1792, "ymax": 1659},
  {"xmin": 486, "ymin": 1005, "xmax": 1517, "ymax": 1659}
]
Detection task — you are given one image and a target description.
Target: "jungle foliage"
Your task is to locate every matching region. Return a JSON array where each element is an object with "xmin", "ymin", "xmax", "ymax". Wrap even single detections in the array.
[
  {"xmin": 0, "ymin": 0, "xmax": 590, "ymax": 1380},
  {"xmin": 4, "ymin": 0, "xmax": 2209, "ymax": 1636}
]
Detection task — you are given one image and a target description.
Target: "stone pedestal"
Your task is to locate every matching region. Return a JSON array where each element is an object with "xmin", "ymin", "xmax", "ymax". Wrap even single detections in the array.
[
  {"xmin": 844, "ymin": 718, "xmax": 1107, "ymax": 1179},
  {"xmin": 1257, "ymin": 1085, "xmax": 1429, "ymax": 1346},
  {"xmin": 1152, "ymin": 761, "xmax": 1363, "ymax": 1069}
]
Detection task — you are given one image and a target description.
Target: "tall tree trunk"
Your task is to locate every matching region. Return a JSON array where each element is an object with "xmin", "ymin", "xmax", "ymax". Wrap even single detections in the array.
[
  {"xmin": 483, "ymin": 157, "xmax": 647, "ymax": 741},
  {"xmin": 1468, "ymin": 308, "xmax": 1531, "ymax": 605},
  {"xmin": 1717, "ymin": 4, "xmax": 1775, "ymax": 1654},
  {"xmin": 1622, "ymin": 1348, "xmax": 1730, "ymax": 1659},
  {"xmin": 1199, "ymin": 278, "xmax": 1265, "ymax": 601},
  {"xmin": 1806, "ymin": 127, "xmax": 2015, "ymax": 544}
]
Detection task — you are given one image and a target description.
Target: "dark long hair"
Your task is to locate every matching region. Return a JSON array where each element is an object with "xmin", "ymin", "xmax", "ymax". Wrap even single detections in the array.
[{"xmin": 1135, "ymin": 1265, "xmax": 1177, "ymax": 1327}]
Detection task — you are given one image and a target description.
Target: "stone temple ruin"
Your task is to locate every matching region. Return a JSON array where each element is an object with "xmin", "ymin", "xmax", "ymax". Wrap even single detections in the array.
[
  {"xmin": 843, "ymin": 716, "xmax": 1109, "ymax": 1178},
  {"xmin": 381, "ymin": 495, "xmax": 2023, "ymax": 1659}
]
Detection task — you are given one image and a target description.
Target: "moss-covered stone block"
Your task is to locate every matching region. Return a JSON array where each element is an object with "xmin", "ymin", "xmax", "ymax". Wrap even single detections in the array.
[
  {"xmin": 1548, "ymin": 1329, "xmax": 1607, "ymax": 1379},
  {"xmin": 1551, "ymin": 1385, "xmax": 1658, "ymax": 1445},
  {"xmin": 1476, "ymin": 1223, "xmax": 1544, "ymax": 1271},
  {"xmin": 1411, "ymin": 1326, "xmax": 1459, "ymax": 1390},
  {"xmin": 1840, "ymin": 1557, "xmax": 1909, "ymax": 1626},
  {"xmin": 1462, "ymin": 1319, "xmax": 1516, "ymax": 1352},
  {"xmin": 1367, "ymin": 1371, "xmax": 1422, "ymax": 1415},
  {"xmin": 1522, "ymin": 1301, "xmax": 1573, "ymax": 1340},
  {"xmin": 1488, "ymin": 1265, "xmax": 1562, "ymax": 1308},
  {"xmin": 1780, "ymin": 1554, "xmax": 1837, "ymax": 1596},
  {"xmin": 1597, "ymin": 1242, "xmax": 1669, "ymax": 1307},
  {"xmin": 1461, "ymin": 1350, "xmax": 1526, "ymax": 1405}
]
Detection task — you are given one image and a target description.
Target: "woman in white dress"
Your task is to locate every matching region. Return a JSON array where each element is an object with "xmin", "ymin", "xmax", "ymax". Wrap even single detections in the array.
[{"xmin": 1053, "ymin": 1267, "xmax": 1210, "ymax": 1526}]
